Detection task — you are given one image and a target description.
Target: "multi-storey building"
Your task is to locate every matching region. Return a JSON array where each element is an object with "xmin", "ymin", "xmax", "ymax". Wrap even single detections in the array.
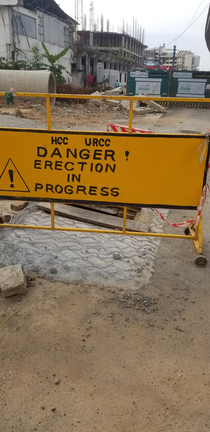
[{"xmin": 144, "ymin": 44, "xmax": 200, "ymax": 71}]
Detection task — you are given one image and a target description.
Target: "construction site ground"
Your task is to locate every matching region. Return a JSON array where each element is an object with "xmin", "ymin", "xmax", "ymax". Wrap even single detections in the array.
[{"xmin": 0, "ymin": 103, "xmax": 210, "ymax": 432}]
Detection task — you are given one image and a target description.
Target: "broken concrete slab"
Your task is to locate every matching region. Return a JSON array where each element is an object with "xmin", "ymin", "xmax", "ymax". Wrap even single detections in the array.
[
  {"xmin": 11, "ymin": 201, "xmax": 29, "ymax": 211},
  {"xmin": 105, "ymin": 99, "xmax": 120, "ymax": 107},
  {"xmin": 133, "ymin": 107, "xmax": 154, "ymax": 115},
  {"xmin": 104, "ymin": 86, "xmax": 123, "ymax": 95},
  {"xmin": 90, "ymin": 90, "xmax": 104, "ymax": 108},
  {"xmin": 120, "ymin": 100, "xmax": 130, "ymax": 110},
  {"xmin": 0, "ymin": 264, "xmax": 27, "ymax": 298},
  {"xmin": 92, "ymin": 99, "xmax": 104, "ymax": 108},
  {"xmin": 120, "ymin": 100, "xmax": 142, "ymax": 111},
  {"xmin": 91, "ymin": 91, "xmax": 104, "ymax": 97},
  {"xmin": 113, "ymin": 104, "xmax": 123, "ymax": 112},
  {"xmin": 147, "ymin": 100, "xmax": 166, "ymax": 113}
]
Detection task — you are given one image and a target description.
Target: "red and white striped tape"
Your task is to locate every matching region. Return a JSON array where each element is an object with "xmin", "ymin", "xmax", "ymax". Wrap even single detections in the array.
[
  {"xmin": 155, "ymin": 133, "xmax": 210, "ymax": 229},
  {"xmin": 107, "ymin": 123, "xmax": 155, "ymax": 134},
  {"xmin": 106, "ymin": 126, "xmax": 210, "ymax": 229},
  {"xmin": 154, "ymin": 209, "xmax": 195, "ymax": 229},
  {"xmin": 195, "ymin": 162, "xmax": 210, "ymax": 227}
]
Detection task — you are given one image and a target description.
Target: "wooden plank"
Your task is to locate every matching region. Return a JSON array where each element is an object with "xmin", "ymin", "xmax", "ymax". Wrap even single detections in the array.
[
  {"xmin": 37, "ymin": 203, "xmax": 149, "ymax": 233},
  {"xmin": 117, "ymin": 209, "xmax": 137, "ymax": 220},
  {"xmin": 65, "ymin": 203, "xmax": 118, "ymax": 216}
]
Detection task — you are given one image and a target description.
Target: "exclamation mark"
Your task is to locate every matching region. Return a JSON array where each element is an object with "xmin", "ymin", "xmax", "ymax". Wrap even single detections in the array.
[
  {"xmin": 9, "ymin": 170, "xmax": 14, "ymax": 188},
  {"xmin": 125, "ymin": 151, "xmax": 130, "ymax": 161}
]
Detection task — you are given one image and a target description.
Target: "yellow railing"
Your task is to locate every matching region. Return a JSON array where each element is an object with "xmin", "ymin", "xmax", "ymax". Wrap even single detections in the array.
[{"xmin": 1, "ymin": 92, "xmax": 210, "ymax": 132}]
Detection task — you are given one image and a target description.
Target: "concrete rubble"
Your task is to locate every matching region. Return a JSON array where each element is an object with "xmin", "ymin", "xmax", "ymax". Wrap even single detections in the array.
[
  {"xmin": 145, "ymin": 100, "xmax": 166, "ymax": 113},
  {"xmin": 103, "ymin": 86, "xmax": 123, "ymax": 96},
  {"xmin": 0, "ymin": 264, "xmax": 27, "ymax": 297},
  {"xmin": 91, "ymin": 91, "xmax": 104, "ymax": 108},
  {"xmin": 90, "ymin": 88, "xmax": 166, "ymax": 115},
  {"xmin": 105, "ymin": 99, "xmax": 120, "ymax": 107}
]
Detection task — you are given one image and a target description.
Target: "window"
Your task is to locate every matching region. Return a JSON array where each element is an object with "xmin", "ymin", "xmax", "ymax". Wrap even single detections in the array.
[
  {"xmin": 120, "ymin": 72, "xmax": 122, "ymax": 82},
  {"xmin": 12, "ymin": 11, "xmax": 37, "ymax": 39},
  {"xmin": 124, "ymin": 73, "xmax": 127, "ymax": 83}
]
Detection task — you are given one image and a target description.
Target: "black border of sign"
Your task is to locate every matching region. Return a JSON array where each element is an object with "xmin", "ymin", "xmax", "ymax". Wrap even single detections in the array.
[{"xmin": 0, "ymin": 129, "xmax": 209, "ymax": 210}]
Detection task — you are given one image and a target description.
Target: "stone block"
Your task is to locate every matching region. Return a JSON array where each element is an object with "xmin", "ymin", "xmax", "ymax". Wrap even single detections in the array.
[
  {"xmin": 0, "ymin": 265, "xmax": 27, "ymax": 298},
  {"xmin": 11, "ymin": 201, "xmax": 29, "ymax": 211}
]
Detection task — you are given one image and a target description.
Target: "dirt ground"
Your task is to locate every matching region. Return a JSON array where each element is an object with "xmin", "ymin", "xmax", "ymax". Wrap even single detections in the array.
[
  {"xmin": 1, "ymin": 104, "xmax": 210, "ymax": 432},
  {"xmin": 0, "ymin": 97, "xmax": 161, "ymax": 131}
]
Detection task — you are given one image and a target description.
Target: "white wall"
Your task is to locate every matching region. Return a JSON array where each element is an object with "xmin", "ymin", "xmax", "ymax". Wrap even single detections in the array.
[
  {"xmin": 0, "ymin": 5, "xmax": 74, "ymax": 75},
  {"xmin": 96, "ymin": 68, "xmax": 128, "ymax": 88},
  {"xmin": 184, "ymin": 53, "xmax": 193, "ymax": 70},
  {"xmin": 0, "ymin": 6, "xmax": 11, "ymax": 59},
  {"xmin": 97, "ymin": 69, "xmax": 119, "ymax": 88}
]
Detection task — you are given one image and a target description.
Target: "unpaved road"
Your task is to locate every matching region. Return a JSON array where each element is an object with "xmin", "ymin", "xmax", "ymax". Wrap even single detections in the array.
[{"xmin": 1, "ymin": 106, "xmax": 210, "ymax": 432}]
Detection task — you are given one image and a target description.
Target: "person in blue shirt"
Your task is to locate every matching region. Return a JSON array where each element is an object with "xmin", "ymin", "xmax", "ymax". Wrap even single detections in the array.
[{"xmin": 115, "ymin": 80, "xmax": 119, "ymax": 88}]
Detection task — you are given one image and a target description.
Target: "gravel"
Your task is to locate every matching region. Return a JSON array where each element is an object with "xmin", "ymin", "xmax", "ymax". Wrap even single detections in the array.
[{"xmin": 0, "ymin": 114, "xmax": 46, "ymax": 129}]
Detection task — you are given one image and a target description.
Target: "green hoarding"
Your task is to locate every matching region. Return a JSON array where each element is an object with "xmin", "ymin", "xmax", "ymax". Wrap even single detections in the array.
[
  {"xmin": 128, "ymin": 70, "xmax": 170, "ymax": 97},
  {"xmin": 169, "ymin": 71, "xmax": 210, "ymax": 98}
]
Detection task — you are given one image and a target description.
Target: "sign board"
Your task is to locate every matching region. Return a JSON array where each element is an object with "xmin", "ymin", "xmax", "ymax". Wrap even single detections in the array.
[
  {"xmin": 173, "ymin": 72, "xmax": 192, "ymax": 79},
  {"xmin": 0, "ymin": 129, "xmax": 208, "ymax": 209},
  {"xmin": 97, "ymin": 62, "xmax": 104, "ymax": 70},
  {"xmin": 130, "ymin": 72, "xmax": 148, "ymax": 78},
  {"xmin": 135, "ymin": 79, "xmax": 161, "ymax": 95},
  {"xmin": 177, "ymin": 80, "xmax": 206, "ymax": 98},
  {"xmin": 169, "ymin": 71, "xmax": 210, "ymax": 99},
  {"xmin": 128, "ymin": 70, "xmax": 169, "ymax": 97}
]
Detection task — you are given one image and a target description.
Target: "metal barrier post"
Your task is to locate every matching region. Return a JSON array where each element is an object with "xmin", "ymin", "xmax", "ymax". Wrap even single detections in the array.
[
  {"xmin": 46, "ymin": 96, "xmax": 51, "ymax": 131},
  {"xmin": 194, "ymin": 213, "xmax": 203, "ymax": 255},
  {"xmin": 123, "ymin": 207, "xmax": 127, "ymax": 233},
  {"xmin": 51, "ymin": 203, "xmax": 55, "ymax": 230},
  {"xmin": 128, "ymin": 100, "xmax": 133, "ymax": 132}
]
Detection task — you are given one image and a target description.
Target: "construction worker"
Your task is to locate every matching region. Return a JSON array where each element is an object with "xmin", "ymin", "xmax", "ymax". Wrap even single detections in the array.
[{"xmin": 115, "ymin": 79, "xmax": 119, "ymax": 88}]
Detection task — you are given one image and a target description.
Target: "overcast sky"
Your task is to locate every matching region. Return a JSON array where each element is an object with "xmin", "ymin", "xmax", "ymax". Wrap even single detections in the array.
[{"xmin": 58, "ymin": 0, "xmax": 210, "ymax": 70}]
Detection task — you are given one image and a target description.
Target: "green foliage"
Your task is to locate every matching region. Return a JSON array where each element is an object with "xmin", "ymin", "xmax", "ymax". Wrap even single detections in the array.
[
  {"xmin": 28, "ymin": 46, "xmax": 45, "ymax": 70},
  {"xmin": 0, "ymin": 58, "xmax": 25, "ymax": 70},
  {"xmin": 41, "ymin": 42, "xmax": 71, "ymax": 82},
  {"xmin": 48, "ymin": 63, "xmax": 71, "ymax": 83},
  {"xmin": 0, "ymin": 44, "xmax": 71, "ymax": 83}
]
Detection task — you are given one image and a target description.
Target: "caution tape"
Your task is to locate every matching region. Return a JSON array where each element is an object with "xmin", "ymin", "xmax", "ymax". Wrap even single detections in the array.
[
  {"xmin": 155, "ymin": 132, "xmax": 210, "ymax": 230},
  {"xmin": 107, "ymin": 123, "xmax": 155, "ymax": 134},
  {"xmin": 154, "ymin": 209, "xmax": 195, "ymax": 229}
]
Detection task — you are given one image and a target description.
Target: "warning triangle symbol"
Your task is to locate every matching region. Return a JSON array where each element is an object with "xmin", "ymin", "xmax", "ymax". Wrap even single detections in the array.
[{"xmin": 0, "ymin": 159, "xmax": 30, "ymax": 193}]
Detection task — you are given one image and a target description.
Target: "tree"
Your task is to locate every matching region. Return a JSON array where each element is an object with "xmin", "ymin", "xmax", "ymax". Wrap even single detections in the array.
[{"xmin": 41, "ymin": 42, "xmax": 71, "ymax": 83}]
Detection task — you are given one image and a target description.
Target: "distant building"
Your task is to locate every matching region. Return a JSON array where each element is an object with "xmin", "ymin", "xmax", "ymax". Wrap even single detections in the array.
[
  {"xmin": 144, "ymin": 45, "xmax": 200, "ymax": 71},
  {"xmin": 0, "ymin": 0, "xmax": 77, "ymax": 76},
  {"xmin": 74, "ymin": 30, "xmax": 145, "ymax": 88}
]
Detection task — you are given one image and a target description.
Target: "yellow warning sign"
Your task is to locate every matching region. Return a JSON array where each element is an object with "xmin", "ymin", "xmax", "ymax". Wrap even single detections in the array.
[{"xmin": 0, "ymin": 129, "xmax": 208, "ymax": 209}]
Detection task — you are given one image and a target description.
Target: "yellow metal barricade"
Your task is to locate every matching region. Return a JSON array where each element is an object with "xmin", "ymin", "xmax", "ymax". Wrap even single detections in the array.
[{"xmin": 0, "ymin": 92, "xmax": 209, "ymax": 267}]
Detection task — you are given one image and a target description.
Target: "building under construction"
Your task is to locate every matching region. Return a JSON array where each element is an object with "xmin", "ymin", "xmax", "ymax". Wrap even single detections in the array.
[{"xmin": 73, "ymin": 29, "xmax": 145, "ymax": 88}]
